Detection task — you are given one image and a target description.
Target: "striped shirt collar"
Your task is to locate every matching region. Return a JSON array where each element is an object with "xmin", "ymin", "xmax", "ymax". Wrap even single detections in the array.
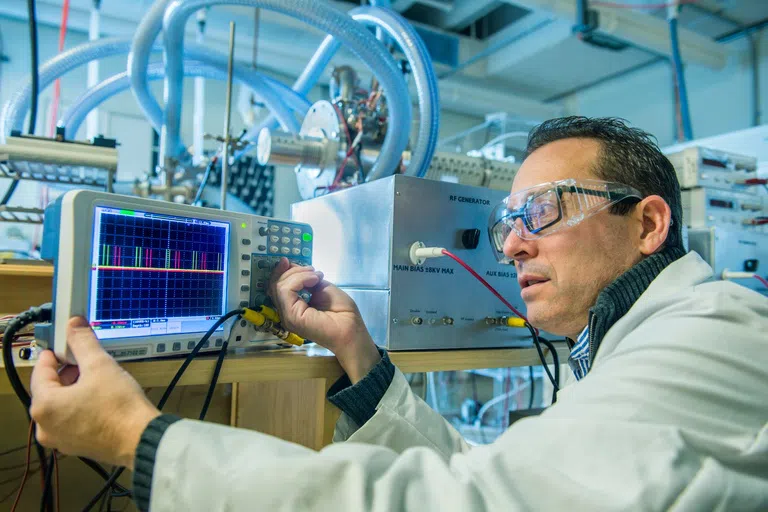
[{"xmin": 568, "ymin": 325, "xmax": 590, "ymax": 380}]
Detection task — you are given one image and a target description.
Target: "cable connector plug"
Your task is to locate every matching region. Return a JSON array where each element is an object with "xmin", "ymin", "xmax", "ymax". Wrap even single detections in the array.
[
  {"xmin": 721, "ymin": 269, "xmax": 768, "ymax": 289},
  {"xmin": 409, "ymin": 242, "xmax": 446, "ymax": 265}
]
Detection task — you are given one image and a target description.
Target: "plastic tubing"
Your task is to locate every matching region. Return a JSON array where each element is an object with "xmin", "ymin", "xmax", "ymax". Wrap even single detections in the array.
[
  {"xmin": 162, "ymin": 0, "xmax": 411, "ymax": 181},
  {"xmin": 0, "ymin": 37, "xmax": 151, "ymax": 141},
  {"xmin": 127, "ymin": 0, "xmax": 173, "ymax": 133},
  {"xmin": 62, "ymin": 59, "xmax": 310, "ymax": 138}
]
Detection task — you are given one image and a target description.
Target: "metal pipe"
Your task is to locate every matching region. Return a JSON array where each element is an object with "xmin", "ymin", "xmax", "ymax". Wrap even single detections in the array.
[
  {"xmin": 715, "ymin": 17, "xmax": 768, "ymax": 44},
  {"xmin": 749, "ymin": 34, "xmax": 761, "ymax": 127},
  {"xmin": 221, "ymin": 21, "xmax": 235, "ymax": 211},
  {"xmin": 193, "ymin": 9, "xmax": 207, "ymax": 165},
  {"xmin": 85, "ymin": 0, "xmax": 101, "ymax": 140}
]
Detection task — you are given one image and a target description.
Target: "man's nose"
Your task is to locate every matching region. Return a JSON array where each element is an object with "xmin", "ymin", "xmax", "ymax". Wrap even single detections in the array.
[{"xmin": 503, "ymin": 230, "xmax": 537, "ymax": 263}]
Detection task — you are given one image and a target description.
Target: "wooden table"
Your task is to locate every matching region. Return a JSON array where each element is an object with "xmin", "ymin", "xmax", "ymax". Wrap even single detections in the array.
[{"xmin": 0, "ymin": 263, "xmax": 566, "ymax": 509}]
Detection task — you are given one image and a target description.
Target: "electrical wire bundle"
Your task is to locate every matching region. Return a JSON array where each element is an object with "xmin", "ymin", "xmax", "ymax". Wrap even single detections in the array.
[{"xmin": 2, "ymin": 306, "xmax": 246, "ymax": 511}]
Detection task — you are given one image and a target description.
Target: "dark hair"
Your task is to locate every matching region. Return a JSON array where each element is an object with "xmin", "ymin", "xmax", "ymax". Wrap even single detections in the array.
[{"xmin": 525, "ymin": 116, "xmax": 683, "ymax": 250}]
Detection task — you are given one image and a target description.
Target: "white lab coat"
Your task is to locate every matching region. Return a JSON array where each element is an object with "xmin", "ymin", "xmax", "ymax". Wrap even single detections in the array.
[{"xmin": 149, "ymin": 252, "xmax": 768, "ymax": 511}]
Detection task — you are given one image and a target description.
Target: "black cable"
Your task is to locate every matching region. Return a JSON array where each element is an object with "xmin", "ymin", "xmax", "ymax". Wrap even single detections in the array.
[
  {"xmin": 27, "ymin": 0, "xmax": 40, "ymax": 135},
  {"xmin": 527, "ymin": 366, "xmax": 535, "ymax": 409},
  {"xmin": 0, "ymin": 180, "xmax": 19, "ymax": 206},
  {"xmin": 525, "ymin": 322, "xmax": 560, "ymax": 404},
  {"xmin": 158, "ymin": 309, "xmax": 242, "ymax": 409},
  {"xmin": 40, "ymin": 452, "xmax": 55, "ymax": 512},
  {"xmin": 199, "ymin": 339, "xmax": 229, "ymax": 420},
  {"xmin": 82, "ymin": 309, "xmax": 244, "ymax": 510},
  {"xmin": 537, "ymin": 338, "xmax": 560, "ymax": 405},
  {"xmin": 2, "ymin": 307, "xmax": 51, "ymax": 508},
  {"xmin": 193, "ymin": 157, "xmax": 218, "ymax": 206},
  {"xmin": 97, "ymin": 483, "xmax": 110, "ymax": 512}
]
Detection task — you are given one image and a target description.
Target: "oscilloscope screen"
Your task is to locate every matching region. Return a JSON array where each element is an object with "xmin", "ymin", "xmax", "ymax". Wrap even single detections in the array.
[{"xmin": 87, "ymin": 206, "xmax": 230, "ymax": 340}]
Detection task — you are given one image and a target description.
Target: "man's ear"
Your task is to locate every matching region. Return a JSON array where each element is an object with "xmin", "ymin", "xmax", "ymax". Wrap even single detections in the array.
[{"xmin": 633, "ymin": 195, "xmax": 672, "ymax": 255}]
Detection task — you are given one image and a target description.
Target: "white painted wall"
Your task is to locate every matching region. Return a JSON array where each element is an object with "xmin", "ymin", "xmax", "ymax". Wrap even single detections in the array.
[{"xmin": 568, "ymin": 35, "xmax": 768, "ymax": 149}]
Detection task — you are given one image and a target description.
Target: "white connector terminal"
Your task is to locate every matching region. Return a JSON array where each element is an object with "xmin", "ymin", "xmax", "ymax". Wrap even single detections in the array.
[
  {"xmin": 721, "ymin": 269, "xmax": 755, "ymax": 280},
  {"xmin": 409, "ymin": 241, "xmax": 445, "ymax": 265}
]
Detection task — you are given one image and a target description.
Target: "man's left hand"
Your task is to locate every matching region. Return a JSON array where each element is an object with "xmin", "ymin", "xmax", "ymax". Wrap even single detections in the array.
[{"xmin": 30, "ymin": 317, "xmax": 160, "ymax": 470}]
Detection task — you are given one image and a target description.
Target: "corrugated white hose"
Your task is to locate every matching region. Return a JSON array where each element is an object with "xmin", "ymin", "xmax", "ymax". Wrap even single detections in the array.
[
  {"xmin": 0, "ymin": 37, "xmax": 153, "ymax": 142},
  {"xmin": 61, "ymin": 60, "xmax": 310, "ymax": 138},
  {"xmin": 162, "ymin": 0, "xmax": 411, "ymax": 180}
]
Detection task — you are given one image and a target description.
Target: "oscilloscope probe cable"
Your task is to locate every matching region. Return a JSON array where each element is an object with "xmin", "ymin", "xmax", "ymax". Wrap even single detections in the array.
[
  {"xmin": 83, "ymin": 308, "xmax": 245, "ymax": 510},
  {"xmin": 3, "ymin": 305, "xmax": 131, "ymax": 511}
]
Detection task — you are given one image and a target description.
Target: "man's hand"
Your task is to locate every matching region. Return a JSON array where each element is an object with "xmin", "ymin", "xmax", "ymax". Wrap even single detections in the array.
[
  {"xmin": 30, "ymin": 317, "xmax": 160, "ymax": 470},
  {"xmin": 269, "ymin": 258, "xmax": 381, "ymax": 383}
]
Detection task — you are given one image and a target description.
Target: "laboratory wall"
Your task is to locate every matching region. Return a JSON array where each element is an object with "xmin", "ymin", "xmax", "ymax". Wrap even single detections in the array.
[{"xmin": 568, "ymin": 36, "xmax": 768, "ymax": 149}]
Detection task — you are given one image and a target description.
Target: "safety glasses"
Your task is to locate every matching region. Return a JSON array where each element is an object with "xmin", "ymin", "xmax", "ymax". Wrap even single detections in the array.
[{"xmin": 488, "ymin": 179, "xmax": 643, "ymax": 263}]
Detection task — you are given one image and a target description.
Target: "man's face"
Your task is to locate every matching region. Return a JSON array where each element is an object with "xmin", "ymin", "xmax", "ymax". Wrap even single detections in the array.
[{"xmin": 504, "ymin": 138, "xmax": 642, "ymax": 338}]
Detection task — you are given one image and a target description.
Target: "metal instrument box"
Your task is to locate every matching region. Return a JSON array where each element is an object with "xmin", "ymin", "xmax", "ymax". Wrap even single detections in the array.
[
  {"xmin": 682, "ymin": 188, "xmax": 767, "ymax": 234},
  {"xmin": 291, "ymin": 175, "xmax": 538, "ymax": 350},
  {"xmin": 687, "ymin": 227, "xmax": 768, "ymax": 296},
  {"xmin": 666, "ymin": 146, "xmax": 758, "ymax": 193}
]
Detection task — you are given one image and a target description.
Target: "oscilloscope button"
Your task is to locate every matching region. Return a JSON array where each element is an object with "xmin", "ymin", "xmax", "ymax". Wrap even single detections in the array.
[
  {"xmin": 156, "ymin": 343, "xmax": 166, "ymax": 353},
  {"xmin": 270, "ymin": 225, "xmax": 279, "ymax": 233},
  {"xmin": 292, "ymin": 248, "xmax": 301, "ymax": 255},
  {"xmin": 281, "ymin": 236, "xmax": 290, "ymax": 244},
  {"xmin": 293, "ymin": 227, "xmax": 301, "ymax": 235},
  {"xmin": 259, "ymin": 227, "xmax": 268, "ymax": 236},
  {"xmin": 241, "ymin": 285, "xmax": 250, "ymax": 292},
  {"xmin": 172, "ymin": 342, "xmax": 181, "ymax": 352},
  {"xmin": 241, "ymin": 254, "xmax": 251, "ymax": 261},
  {"xmin": 188, "ymin": 341, "xmax": 196, "ymax": 350},
  {"xmin": 302, "ymin": 248, "xmax": 311, "ymax": 257},
  {"xmin": 257, "ymin": 260, "xmax": 269, "ymax": 269},
  {"xmin": 241, "ymin": 270, "xmax": 250, "ymax": 277},
  {"xmin": 270, "ymin": 235, "xmax": 279, "ymax": 243},
  {"xmin": 241, "ymin": 238, "xmax": 251, "ymax": 246},
  {"xmin": 280, "ymin": 247, "xmax": 290, "ymax": 254},
  {"xmin": 282, "ymin": 226, "xmax": 291, "ymax": 234},
  {"xmin": 270, "ymin": 246, "xmax": 279, "ymax": 253},
  {"xmin": 292, "ymin": 238, "xmax": 300, "ymax": 245},
  {"xmin": 258, "ymin": 245, "xmax": 266, "ymax": 251}
]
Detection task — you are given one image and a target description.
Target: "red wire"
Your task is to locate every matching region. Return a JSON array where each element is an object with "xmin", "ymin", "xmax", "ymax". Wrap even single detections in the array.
[
  {"xmin": 590, "ymin": 0, "xmax": 698, "ymax": 8},
  {"xmin": 49, "ymin": 0, "xmax": 71, "ymax": 137},
  {"xmin": 11, "ymin": 421, "xmax": 34, "ymax": 512},
  {"xmin": 754, "ymin": 275, "xmax": 768, "ymax": 289},
  {"xmin": 440, "ymin": 250, "xmax": 534, "ymax": 332}
]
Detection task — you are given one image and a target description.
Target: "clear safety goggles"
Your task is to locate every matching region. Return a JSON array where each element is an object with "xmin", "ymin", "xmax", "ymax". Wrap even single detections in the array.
[{"xmin": 488, "ymin": 179, "xmax": 643, "ymax": 263}]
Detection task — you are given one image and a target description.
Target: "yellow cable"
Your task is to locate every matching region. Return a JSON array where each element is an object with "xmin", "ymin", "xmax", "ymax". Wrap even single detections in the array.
[
  {"xmin": 282, "ymin": 332, "xmax": 305, "ymax": 346},
  {"xmin": 505, "ymin": 317, "xmax": 527, "ymax": 328},
  {"xmin": 259, "ymin": 305, "xmax": 281, "ymax": 323},
  {"xmin": 242, "ymin": 308, "xmax": 266, "ymax": 327}
]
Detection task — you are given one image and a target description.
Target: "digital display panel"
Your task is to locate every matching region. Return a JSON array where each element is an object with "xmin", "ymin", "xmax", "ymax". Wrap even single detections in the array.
[{"xmin": 88, "ymin": 207, "xmax": 230, "ymax": 340}]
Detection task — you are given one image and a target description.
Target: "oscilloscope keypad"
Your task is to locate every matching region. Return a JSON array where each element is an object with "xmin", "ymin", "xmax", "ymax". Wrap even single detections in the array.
[{"xmin": 244, "ymin": 219, "xmax": 313, "ymax": 314}]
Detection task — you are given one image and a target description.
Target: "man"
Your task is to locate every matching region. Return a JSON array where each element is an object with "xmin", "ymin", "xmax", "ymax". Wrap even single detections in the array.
[{"xmin": 30, "ymin": 117, "xmax": 768, "ymax": 510}]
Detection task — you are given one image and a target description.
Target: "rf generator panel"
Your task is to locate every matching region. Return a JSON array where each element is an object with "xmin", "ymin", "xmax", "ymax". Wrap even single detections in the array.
[
  {"xmin": 38, "ymin": 190, "xmax": 313, "ymax": 362},
  {"xmin": 291, "ymin": 175, "xmax": 544, "ymax": 351}
]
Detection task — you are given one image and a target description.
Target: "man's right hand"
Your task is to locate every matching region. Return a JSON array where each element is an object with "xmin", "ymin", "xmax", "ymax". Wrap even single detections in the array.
[{"xmin": 268, "ymin": 258, "xmax": 381, "ymax": 383}]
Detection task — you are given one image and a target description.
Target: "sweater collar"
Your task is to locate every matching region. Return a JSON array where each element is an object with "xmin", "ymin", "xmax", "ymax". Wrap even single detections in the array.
[{"xmin": 587, "ymin": 245, "xmax": 688, "ymax": 363}]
